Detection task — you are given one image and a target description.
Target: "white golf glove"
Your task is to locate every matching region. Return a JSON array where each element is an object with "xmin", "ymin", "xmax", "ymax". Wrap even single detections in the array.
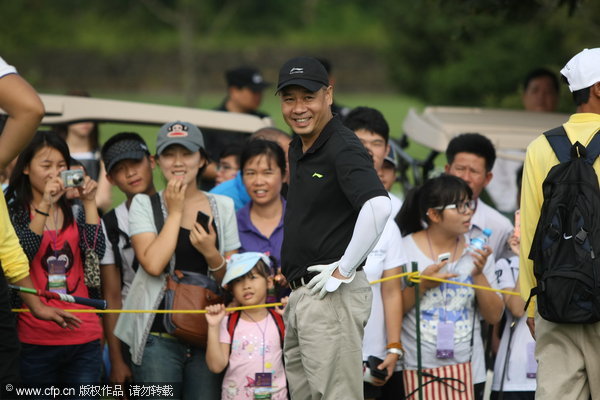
[{"xmin": 306, "ymin": 261, "xmax": 355, "ymax": 299}]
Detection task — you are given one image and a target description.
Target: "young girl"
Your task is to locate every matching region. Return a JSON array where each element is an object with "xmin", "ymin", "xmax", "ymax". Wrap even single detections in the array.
[
  {"xmin": 115, "ymin": 121, "xmax": 240, "ymax": 399},
  {"xmin": 396, "ymin": 175, "xmax": 503, "ymax": 399},
  {"xmin": 206, "ymin": 252, "xmax": 287, "ymax": 400},
  {"xmin": 6, "ymin": 130, "xmax": 105, "ymax": 385}
]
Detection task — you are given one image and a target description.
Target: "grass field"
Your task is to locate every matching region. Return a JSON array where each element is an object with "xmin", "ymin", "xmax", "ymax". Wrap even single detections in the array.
[{"xmin": 67, "ymin": 91, "xmax": 437, "ymax": 207}]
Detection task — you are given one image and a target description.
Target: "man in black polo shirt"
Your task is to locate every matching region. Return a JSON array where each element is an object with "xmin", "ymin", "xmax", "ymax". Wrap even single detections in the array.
[{"xmin": 278, "ymin": 56, "xmax": 391, "ymax": 400}]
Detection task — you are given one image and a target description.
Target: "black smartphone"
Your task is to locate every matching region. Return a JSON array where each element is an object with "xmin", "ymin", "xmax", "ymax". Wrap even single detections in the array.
[
  {"xmin": 367, "ymin": 355, "xmax": 387, "ymax": 380},
  {"xmin": 196, "ymin": 211, "xmax": 210, "ymax": 233}
]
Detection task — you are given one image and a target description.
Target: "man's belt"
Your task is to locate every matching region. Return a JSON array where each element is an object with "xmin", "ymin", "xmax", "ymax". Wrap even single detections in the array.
[{"xmin": 288, "ymin": 266, "xmax": 363, "ymax": 290}]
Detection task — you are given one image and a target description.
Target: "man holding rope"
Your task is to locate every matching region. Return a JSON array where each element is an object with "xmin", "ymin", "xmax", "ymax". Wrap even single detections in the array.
[
  {"xmin": 0, "ymin": 57, "xmax": 80, "ymax": 384},
  {"xmin": 278, "ymin": 56, "xmax": 391, "ymax": 399}
]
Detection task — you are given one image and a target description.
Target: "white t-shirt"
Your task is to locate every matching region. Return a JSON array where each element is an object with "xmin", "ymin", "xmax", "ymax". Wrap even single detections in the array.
[
  {"xmin": 470, "ymin": 198, "xmax": 514, "ymax": 261},
  {"xmin": 401, "ymin": 234, "xmax": 500, "ymax": 384},
  {"xmin": 0, "ymin": 57, "xmax": 17, "ymax": 78},
  {"xmin": 100, "ymin": 202, "xmax": 137, "ymax": 299},
  {"xmin": 491, "ymin": 256, "xmax": 536, "ymax": 392},
  {"xmin": 220, "ymin": 315, "xmax": 287, "ymax": 400},
  {"xmin": 362, "ymin": 219, "xmax": 407, "ymax": 361},
  {"xmin": 389, "ymin": 191, "xmax": 403, "ymax": 220},
  {"xmin": 486, "ymin": 154, "xmax": 524, "ymax": 214}
]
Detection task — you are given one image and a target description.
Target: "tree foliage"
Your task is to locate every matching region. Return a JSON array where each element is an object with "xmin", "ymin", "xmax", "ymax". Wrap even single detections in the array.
[
  {"xmin": 1, "ymin": 0, "xmax": 599, "ymax": 107},
  {"xmin": 381, "ymin": 0, "xmax": 600, "ymax": 107}
]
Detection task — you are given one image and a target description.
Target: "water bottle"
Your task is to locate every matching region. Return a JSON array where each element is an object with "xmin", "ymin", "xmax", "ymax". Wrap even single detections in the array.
[
  {"xmin": 452, "ymin": 229, "xmax": 492, "ymax": 276},
  {"xmin": 468, "ymin": 228, "xmax": 492, "ymax": 253},
  {"xmin": 452, "ymin": 252, "xmax": 475, "ymax": 277}
]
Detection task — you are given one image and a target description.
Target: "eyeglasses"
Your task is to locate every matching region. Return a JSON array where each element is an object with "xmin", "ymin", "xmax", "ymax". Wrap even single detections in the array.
[{"xmin": 434, "ymin": 200, "xmax": 476, "ymax": 214}]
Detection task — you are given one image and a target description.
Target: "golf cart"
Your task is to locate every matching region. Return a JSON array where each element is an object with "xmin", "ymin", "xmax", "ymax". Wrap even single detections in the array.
[
  {"xmin": 38, "ymin": 94, "xmax": 273, "ymax": 135},
  {"xmin": 392, "ymin": 106, "xmax": 571, "ymax": 191}
]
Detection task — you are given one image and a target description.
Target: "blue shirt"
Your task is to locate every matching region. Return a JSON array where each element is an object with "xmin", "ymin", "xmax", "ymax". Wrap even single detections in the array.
[
  {"xmin": 236, "ymin": 198, "xmax": 286, "ymax": 268},
  {"xmin": 209, "ymin": 172, "xmax": 250, "ymax": 211}
]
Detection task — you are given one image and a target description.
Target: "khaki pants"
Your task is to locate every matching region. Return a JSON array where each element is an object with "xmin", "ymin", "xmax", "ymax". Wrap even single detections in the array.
[
  {"xmin": 284, "ymin": 270, "xmax": 372, "ymax": 400},
  {"xmin": 535, "ymin": 312, "xmax": 600, "ymax": 400}
]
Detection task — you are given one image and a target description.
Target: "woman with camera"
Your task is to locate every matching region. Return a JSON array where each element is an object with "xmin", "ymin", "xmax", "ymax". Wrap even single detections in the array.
[{"xmin": 5, "ymin": 130, "xmax": 105, "ymax": 386}]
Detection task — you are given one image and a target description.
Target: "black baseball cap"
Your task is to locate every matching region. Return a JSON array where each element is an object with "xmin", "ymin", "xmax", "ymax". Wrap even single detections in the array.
[
  {"xmin": 102, "ymin": 132, "xmax": 150, "ymax": 174},
  {"xmin": 276, "ymin": 56, "xmax": 329, "ymax": 93},
  {"xmin": 226, "ymin": 67, "xmax": 270, "ymax": 91}
]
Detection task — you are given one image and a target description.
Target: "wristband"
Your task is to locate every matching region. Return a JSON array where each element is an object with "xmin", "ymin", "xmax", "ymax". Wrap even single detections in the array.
[
  {"xmin": 208, "ymin": 256, "xmax": 226, "ymax": 272},
  {"xmin": 386, "ymin": 342, "xmax": 404, "ymax": 350},
  {"xmin": 35, "ymin": 208, "xmax": 50, "ymax": 217},
  {"xmin": 386, "ymin": 347, "xmax": 404, "ymax": 358}
]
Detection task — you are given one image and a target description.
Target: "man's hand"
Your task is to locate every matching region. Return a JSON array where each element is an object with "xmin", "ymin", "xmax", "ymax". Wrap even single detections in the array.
[{"xmin": 306, "ymin": 261, "xmax": 340, "ymax": 299}]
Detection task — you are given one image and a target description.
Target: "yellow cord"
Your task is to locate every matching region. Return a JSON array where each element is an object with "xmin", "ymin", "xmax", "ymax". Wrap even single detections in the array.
[{"xmin": 12, "ymin": 270, "xmax": 521, "ymax": 314}]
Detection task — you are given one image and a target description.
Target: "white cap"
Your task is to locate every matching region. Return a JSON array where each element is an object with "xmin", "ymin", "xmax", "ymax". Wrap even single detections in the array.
[
  {"xmin": 560, "ymin": 48, "xmax": 600, "ymax": 92},
  {"xmin": 221, "ymin": 252, "xmax": 272, "ymax": 288}
]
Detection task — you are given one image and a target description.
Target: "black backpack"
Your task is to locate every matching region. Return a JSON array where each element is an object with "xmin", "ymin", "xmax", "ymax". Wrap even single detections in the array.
[{"xmin": 527, "ymin": 126, "xmax": 600, "ymax": 323}]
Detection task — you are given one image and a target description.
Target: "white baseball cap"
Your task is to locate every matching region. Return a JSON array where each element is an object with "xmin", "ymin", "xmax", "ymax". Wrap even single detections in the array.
[
  {"xmin": 221, "ymin": 252, "xmax": 272, "ymax": 288},
  {"xmin": 560, "ymin": 48, "xmax": 600, "ymax": 92}
]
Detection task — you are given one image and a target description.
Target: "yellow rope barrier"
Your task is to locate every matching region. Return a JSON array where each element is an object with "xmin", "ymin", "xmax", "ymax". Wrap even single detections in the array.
[
  {"xmin": 408, "ymin": 273, "xmax": 521, "ymax": 297},
  {"xmin": 11, "ymin": 270, "xmax": 521, "ymax": 313},
  {"xmin": 11, "ymin": 303, "xmax": 284, "ymax": 314}
]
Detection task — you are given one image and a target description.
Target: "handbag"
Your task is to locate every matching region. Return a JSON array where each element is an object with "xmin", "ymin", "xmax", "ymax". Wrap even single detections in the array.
[
  {"xmin": 403, "ymin": 362, "xmax": 474, "ymax": 400},
  {"xmin": 162, "ymin": 269, "xmax": 223, "ymax": 347}
]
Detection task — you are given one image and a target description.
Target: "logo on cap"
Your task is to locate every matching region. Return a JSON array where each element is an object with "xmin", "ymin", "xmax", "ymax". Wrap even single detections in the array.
[
  {"xmin": 167, "ymin": 123, "xmax": 189, "ymax": 137},
  {"xmin": 290, "ymin": 67, "xmax": 304, "ymax": 74},
  {"xmin": 252, "ymin": 73, "xmax": 264, "ymax": 84}
]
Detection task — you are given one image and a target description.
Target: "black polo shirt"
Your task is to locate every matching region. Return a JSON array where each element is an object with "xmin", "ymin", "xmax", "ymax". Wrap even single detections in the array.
[{"xmin": 281, "ymin": 116, "xmax": 388, "ymax": 282}]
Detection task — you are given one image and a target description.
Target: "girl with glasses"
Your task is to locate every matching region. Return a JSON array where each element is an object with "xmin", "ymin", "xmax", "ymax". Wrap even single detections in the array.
[{"xmin": 396, "ymin": 174, "xmax": 503, "ymax": 400}]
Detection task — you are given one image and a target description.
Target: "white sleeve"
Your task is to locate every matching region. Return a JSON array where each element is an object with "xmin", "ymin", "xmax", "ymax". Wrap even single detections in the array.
[
  {"xmin": 100, "ymin": 222, "xmax": 116, "ymax": 265},
  {"xmin": 0, "ymin": 57, "xmax": 17, "ymax": 79},
  {"xmin": 129, "ymin": 193, "xmax": 157, "ymax": 236},
  {"xmin": 382, "ymin": 222, "xmax": 407, "ymax": 270},
  {"xmin": 483, "ymin": 252, "xmax": 503, "ymax": 298},
  {"xmin": 338, "ymin": 195, "xmax": 391, "ymax": 277}
]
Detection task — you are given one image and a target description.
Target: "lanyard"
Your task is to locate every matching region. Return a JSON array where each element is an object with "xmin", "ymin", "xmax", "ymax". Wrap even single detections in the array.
[
  {"xmin": 243, "ymin": 311, "xmax": 269, "ymax": 373},
  {"xmin": 44, "ymin": 205, "xmax": 60, "ymax": 257}
]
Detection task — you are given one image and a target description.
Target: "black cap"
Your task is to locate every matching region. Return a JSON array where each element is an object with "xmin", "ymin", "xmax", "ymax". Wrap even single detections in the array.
[
  {"xmin": 225, "ymin": 67, "xmax": 270, "ymax": 91},
  {"xmin": 102, "ymin": 133, "xmax": 150, "ymax": 173},
  {"xmin": 384, "ymin": 146, "xmax": 398, "ymax": 168},
  {"xmin": 276, "ymin": 56, "xmax": 329, "ymax": 93}
]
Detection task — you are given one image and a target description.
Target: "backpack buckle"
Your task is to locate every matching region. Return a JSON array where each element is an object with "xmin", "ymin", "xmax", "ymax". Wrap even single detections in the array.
[{"xmin": 575, "ymin": 228, "xmax": 588, "ymax": 245}]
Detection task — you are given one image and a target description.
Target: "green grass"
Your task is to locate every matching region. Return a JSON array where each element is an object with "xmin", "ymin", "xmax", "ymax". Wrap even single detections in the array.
[{"xmin": 79, "ymin": 91, "xmax": 430, "ymax": 207}]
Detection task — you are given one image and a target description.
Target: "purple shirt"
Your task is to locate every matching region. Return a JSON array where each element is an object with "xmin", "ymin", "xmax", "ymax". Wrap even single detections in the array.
[{"xmin": 236, "ymin": 199, "xmax": 286, "ymax": 268}]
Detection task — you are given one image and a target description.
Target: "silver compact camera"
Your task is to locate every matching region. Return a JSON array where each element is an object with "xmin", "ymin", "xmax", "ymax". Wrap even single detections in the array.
[{"xmin": 61, "ymin": 169, "xmax": 85, "ymax": 188}]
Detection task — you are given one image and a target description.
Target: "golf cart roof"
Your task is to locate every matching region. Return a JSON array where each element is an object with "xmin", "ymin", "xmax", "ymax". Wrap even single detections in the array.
[
  {"xmin": 37, "ymin": 94, "xmax": 273, "ymax": 132},
  {"xmin": 403, "ymin": 106, "xmax": 570, "ymax": 161}
]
